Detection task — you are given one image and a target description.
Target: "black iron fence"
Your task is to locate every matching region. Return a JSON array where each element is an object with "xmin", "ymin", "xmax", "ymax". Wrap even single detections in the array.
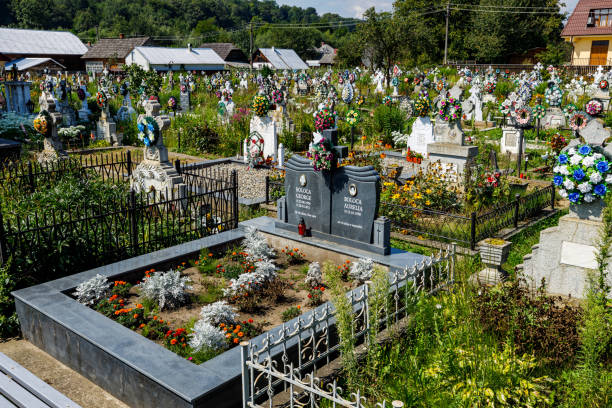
[
  {"xmin": 265, "ymin": 175, "xmax": 285, "ymax": 204},
  {"xmin": 0, "ymin": 153, "xmax": 239, "ymax": 281}
]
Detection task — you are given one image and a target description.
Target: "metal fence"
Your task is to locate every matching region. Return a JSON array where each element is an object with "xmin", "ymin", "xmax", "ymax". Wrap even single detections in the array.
[
  {"xmin": 0, "ymin": 154, "xmax": 239, "ymax": 276},
  {"xmin": 241, "ymin": 245, "xmax": 456, "ymax": 408}
]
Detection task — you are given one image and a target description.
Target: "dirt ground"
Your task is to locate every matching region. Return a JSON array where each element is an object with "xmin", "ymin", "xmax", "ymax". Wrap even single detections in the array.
[{"xmin": 0, "ymin": 339, "xmax": 129, "ymax": 408}]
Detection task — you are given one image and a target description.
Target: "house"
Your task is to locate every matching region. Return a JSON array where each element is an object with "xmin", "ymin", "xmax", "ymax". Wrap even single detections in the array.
[
  {"xmin": 81, "ymin": 35, "xmax": 152, "ymax": 73},
  {"xmin": 125, "ymin": 45, "xmax": 225, "ymax": 72},
  {"xmin": 199, "ymin": 43, "xmax": 249, "ymax": 68},
  {"xmin": 252, "ymin": 48, "xmax": 308, "ymax": 70},
  {"xmin": 4, "ymin": 57, "xmax": 66, "ymax": 74},
  {"xmin": 0, "ymin": 28, "xmax": 87, "ymax": 71},
  {"xmin": 562, "ymin": 1, "xmax": 612, "ymax": 66},
  {"xmin": 315, "ymin": 42, "xmax": 337, "ymax": 66}
]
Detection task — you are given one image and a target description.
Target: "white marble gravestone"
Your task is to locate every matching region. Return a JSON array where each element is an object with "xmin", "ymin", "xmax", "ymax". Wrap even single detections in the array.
[
  {"xmin": 250, "ymin": 115, "xmax": 277, "ymax": 161},
  {"xmin": 77, "ymin": 85, "xmax": 91, "ymax": 120},
  {"xmin": 500, "ymin": 126, "xmax": 525, "ymax": 156},
  {"xmin": 97, "ymin": 103, "xmax": 121, "ymax": 145},
  {"xmin": 131, "ymin": 100, "xmax": 186, "ymax": 198},
  {"xmin": 407, "ymin": 117, "xmax": 434, "ymax": 155}
]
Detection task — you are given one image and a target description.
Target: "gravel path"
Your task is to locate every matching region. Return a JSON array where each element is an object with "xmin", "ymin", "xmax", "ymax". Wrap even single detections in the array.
[{"xmin": 210, "ymin": 162, "xmax": 276, "ymax": 200}]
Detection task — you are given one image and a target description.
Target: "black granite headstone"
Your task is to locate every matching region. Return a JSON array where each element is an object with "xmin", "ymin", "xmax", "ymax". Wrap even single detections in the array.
[{"xmin": 331, "ymin": 166, "xmax": 380, "ymax": 243}]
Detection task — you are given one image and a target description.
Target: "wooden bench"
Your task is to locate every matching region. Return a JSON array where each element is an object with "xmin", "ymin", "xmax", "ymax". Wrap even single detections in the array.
[{"xmin": 0, "ymin": 352, "xmax": 81, "ymax": 408}]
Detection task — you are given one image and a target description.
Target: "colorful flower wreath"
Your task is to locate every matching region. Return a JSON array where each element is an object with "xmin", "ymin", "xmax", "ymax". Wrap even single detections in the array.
[
  {"xmin": 252, "ymin": 95, "xmax": 269, "ymax": 117},
  {"xmin": 484, "ymin": 81, "xmax": 496, "ymax": 94},
  {"xmin": 499, "ymin": 100, "xmax": 512, "ymax": 116},
  {"xmin": 246, "ymin": 131, "xmax": 264, "ymax": 167},
  {"xmin": 346, "ymin": 109, "xmax": 360, "ymax": 127},
  {"xmin": 217, "ymin": 101, "xmax": 227, "ymax": 116},
  {"xmin": 568, "ymin": 111, "xmax": 589, "ymax": 131},
  {"xmin": 307, "ymin": 139, "xmax": 334, "ymax": 172},
  {"xmin": 533, "ymin": 104, "xmax": 546, "ymax": 120},
  {"xmin": 391, "ymin": 77, "xmax": 399, "ymax": 87},
  {"xmin": 553, "ymin": 144, "xmax": 611, "ymax": 204},
  {"xmin": 544, "ymin": 85, "xmax": 563, "ymax": 107},
  {"xmin": 414, "ymin": 97, "xmax": 430, "ymax": 117},
  {"xmin": 137, "ymin": 116, "xmax": 159, "ymax": 147},
  {"xmin": 33, "ymin": 111, "xmax": 49, "ymax": 136},
  {"xmin": 514, "ymin": 107, "xmax": 532, "ymax": 127},
  {"xmin": 599, "ymin": 79, "xmax": 609, "ymax": 90},
  {"xmin": 383, "ymin": 96, "xmax": 393, "ymax": 106},
  {"xmin": 585, "ymin": 99, "xmax": 603, "ymax": 116},
  {"xmin": 563, "ymin": 103, "xmax": 578, "ymax": 118},
  {"xmin": 314, "ymin": 108, "xmax": 336, "ymax": 132},
  {"xmin": 96, "ymin": 91, "xmax": 108, "ymax": 109},
  {"xmin": 435, "ymin": 80, "xmax": 445, "ymax": 92},
  {"xmin": 437, "ymin": 97, "xmax": 462, "ymax": 122},
  {"xmin": 549, "ymin": 133, "xmax": 568, "ymax": 155}
]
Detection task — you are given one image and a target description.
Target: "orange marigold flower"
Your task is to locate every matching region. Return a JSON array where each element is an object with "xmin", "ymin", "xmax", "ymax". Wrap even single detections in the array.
[
  {"xmin": 139, "ymin": 323, "xmax": 145, "ymax": 329},
  {"xmin": 226, "ymin": 333, "xmax": 231, "ymax": 338},
  {"xmin": 220, "ymin": 323, "xmax": 225, "ymax": 328},
  {"xmin": 297, "ymin": 305, "xmax": 301, "ymax": 309},
  {"xmin": 171, "ymin": 339, "xmax": 177, "ymax": 345},
  {"xmin": 208, "ymin": 253, "xmax": 213, "ymax": 257},
  {"xmin": 233, "ymin": 338, "xmax": 239, "ymax": 344},
  {"xmin": 133, "ymin": 314, "xmax": 139, "ymax": 319},
  {"xmin": 153, "ymin": 316, "xmax": 158, "ymax": 320},
  {"xmin": 238, "ymin": 332, "xmax": 244, "ymax": 337},
  {"xmin": 136, "ymin": 304, "xmax": 143, "ymax": 309}
]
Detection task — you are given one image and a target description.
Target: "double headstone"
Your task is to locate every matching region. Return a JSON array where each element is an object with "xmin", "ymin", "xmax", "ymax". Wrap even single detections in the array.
[{"xmin": 276, "ymin": 129, "xmax": 390, "ymax": 254}]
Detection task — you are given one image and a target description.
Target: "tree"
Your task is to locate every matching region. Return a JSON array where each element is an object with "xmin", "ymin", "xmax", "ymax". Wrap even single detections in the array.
[{"xmin": 358, "ymin": 8, "xmax": 403, "ymax": 86}]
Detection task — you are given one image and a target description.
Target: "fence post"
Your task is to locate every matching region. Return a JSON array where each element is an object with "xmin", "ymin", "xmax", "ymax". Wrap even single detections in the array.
[
  {"xmin": 550, "ymin": 183, "xmax": 555, "ymax": 211},
  {"xmin": 175, "ymin": 159, "xmax": 181, "ymax": 174},
  {"xmin": 126, "ymin": 150, "xmax": 132, "ymax": 177},
  {"xmin": 470, "ymin": 212, "xmax": 476, "ymax": 250},
  {"xmin": 232, "ymin": 170, "xmax": 239, "ymax": 229},
  {"xmin": 128, "ymin": 190, "xmax": 138, "ymax": 255},
  {"xmin": 451, "ymin": 242, "xmax": 457, "ymax": 281},
  {"xmin": 27, "ymin": 161, "xmax": 34, "ymax": 193},
  {"xmin": 513, "ymin": 193, "xmax": 520, "ymax": 229},
  {"xmin": 240, "ymin": 341, "xmax": 250, "ymax": 408},
  {"xmin": 265, "ymin": 175, "xmax": 270, "ymax": 204},
  {"xmin": 0, "ymin": 205, "xmax": 7, "ymax": 266},
  {"xmin": 364, "ymin": 282, "xmax": 370, "ymax": 345}
]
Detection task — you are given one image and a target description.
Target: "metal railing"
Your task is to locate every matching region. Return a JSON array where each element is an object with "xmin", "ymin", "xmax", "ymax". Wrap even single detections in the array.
[{"xmin": 241, "ymin": 245, "xmax": 456, "ymax": 408}]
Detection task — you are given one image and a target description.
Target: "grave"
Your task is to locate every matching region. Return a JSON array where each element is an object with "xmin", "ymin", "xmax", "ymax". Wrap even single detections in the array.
[
  {"xmin": 37, "ymin": 91, "xmax": 68, "ymax": 164},
  {"xmin": 131, "ymin": 99, "xmax": 186, "ymax": 198},
  {"xmin": 180, "ymin": 84, "xmax": 190, "ymax": 113},
  {"xmin": 428, "ymin": 112, "xmax": 478, "ymax": 174},
  {"xmin": 542, "ymin": 107, "xmax": 566, "ymax": 130},
  {"xmin": 500, "ymin": 126, "xmax": 525, "ymax": 156},
  {"xmin": 96, "ymin": 104, "xmax": 121, "ymax": 146},
  {"xmin": 77, "ymin": 85, "xmax": 91, "ymax": 121},
  {"xmin": 250, "ymin": 115, "xmax": 277, "ymax": 161},
  {"xmin": 407, "ymin": 116, "xmax": 434, "ymax": 155},
  {"xmin": 3, "ymin": 81, "xmax": 32, "ymax": 114},
  {"xmin": 276, "ymin": 128, "xmax": 390, "ymax": 255}
]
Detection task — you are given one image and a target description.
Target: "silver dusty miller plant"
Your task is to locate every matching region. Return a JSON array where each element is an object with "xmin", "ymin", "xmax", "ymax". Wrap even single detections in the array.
[
  {"xmin": 74, "ymin": 274, "xmax": 112, "ymax": 305},
  {"xmin": 137, "ymin": 270, "xmax": 192, "ymax": 310},
  {"xmin": 243, "ymin": 226, "xmax": 275, "ymax": 262},
  {"xmin": 199, "ymin": 301, "xmax": 238, "ymax": 326},
  {"xmin": 349, "ymin": 258, "xmax": 374, "ymax": 283},
  {"xmin": 189, "ymin": 320, "xmax": 228, "ymax": 352},
  {"xmin": 305, "ymin": 262, "xmax": 322, "ymax": 288},
  {"xmin": 223, "ymin": 259, "xmax": 277, "ymax": 298}
]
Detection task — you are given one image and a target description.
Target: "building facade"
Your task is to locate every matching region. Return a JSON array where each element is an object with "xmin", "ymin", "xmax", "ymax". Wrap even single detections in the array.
[{"xmin": 562, "ymin": 1, "xmax": 612, "ymax": 66}]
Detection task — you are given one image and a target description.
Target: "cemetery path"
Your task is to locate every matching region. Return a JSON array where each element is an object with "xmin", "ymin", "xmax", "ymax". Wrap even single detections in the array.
[{"xmin": 0, "ymin": 339, "xmax": 130, "ymax": 408}]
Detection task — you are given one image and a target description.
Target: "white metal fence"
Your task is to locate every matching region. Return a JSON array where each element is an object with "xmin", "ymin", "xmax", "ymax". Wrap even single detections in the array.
[{"xmin": 241, "ymin": 244, "xmax": 456, "ymax": 408}]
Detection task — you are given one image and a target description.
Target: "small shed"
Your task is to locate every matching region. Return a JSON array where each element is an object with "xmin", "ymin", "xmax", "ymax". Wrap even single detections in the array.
[{"xmin": 5, "ymin": 57, "xmax": 66, "ymax": 73}]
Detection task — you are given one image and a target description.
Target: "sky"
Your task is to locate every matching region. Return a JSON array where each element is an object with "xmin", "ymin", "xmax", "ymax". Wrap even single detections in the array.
[{"xmin": 276, "ymin": 0, "xmax": 580, "ymax": 19}]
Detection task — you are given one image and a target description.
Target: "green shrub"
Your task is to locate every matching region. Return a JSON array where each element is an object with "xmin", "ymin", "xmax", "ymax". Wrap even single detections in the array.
[{"xmin": 373, "ymin": 105, "xmax": 405, "ymax": 145}]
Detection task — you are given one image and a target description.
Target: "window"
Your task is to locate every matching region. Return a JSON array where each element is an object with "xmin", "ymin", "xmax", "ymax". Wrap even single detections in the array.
[{"xmin": 588, "ymin": 9, "xmax": 612, "ymax": 27}]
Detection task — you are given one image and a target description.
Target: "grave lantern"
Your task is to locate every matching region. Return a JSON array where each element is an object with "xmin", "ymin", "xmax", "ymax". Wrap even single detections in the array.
[{"xmin": 298, "ymin": 218, "xmax": 306, "ymax": 236}]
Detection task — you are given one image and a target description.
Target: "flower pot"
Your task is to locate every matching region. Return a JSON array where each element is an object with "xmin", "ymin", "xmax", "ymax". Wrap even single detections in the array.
[
  {"xmin": 569, "ymin": 200, "xmax": 605, "ymax": 222},
  {"xmin": 478, "ymin": 239, "xmax": 512, "ymax": 267},
  {"xmin": 415, "ymin": 158, "xmax": 422, "ymax": 164}
]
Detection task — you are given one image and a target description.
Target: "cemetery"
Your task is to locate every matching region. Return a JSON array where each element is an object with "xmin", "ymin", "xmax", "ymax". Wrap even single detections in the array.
[{"xmin": 0, "ymin": 1, "xmax": 611, "ymax": 407}]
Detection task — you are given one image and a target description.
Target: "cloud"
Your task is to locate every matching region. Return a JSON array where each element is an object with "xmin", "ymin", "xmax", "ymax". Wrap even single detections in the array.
[{"xmin": 275, "ymin": 0, "xmax": 392, "ymax": 18}]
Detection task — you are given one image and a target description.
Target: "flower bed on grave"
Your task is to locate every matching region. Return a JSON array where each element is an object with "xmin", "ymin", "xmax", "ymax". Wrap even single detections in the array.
[{"xmin": 74, "ymin": 227, "xmax": 361, "ymax": 365}]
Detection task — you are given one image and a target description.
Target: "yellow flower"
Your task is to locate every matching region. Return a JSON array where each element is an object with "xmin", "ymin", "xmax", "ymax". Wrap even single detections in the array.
[
  {"xmin": 425, "ymin": 200, "xmax": 431, "ymax": 206},
  {"xmin": 392, "ymin": 193, "xmax": 400, "ymax": 200},
  {"xmin": 425, "ymin": 189, "xmax": 432, "ymax": 194}
]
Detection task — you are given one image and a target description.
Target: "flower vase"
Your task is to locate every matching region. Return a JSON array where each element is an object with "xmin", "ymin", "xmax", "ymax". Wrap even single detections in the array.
[
  {"xmin": 569, "ymin": 200, "xmax": 605, "ymax": 221},
  {"xmin": 472, "ymin": 239, "xmax": 512, "ymax": 285}
]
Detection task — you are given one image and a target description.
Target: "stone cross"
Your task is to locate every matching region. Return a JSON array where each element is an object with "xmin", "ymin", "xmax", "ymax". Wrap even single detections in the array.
[
  {"xmin": 142, "ymin": 100, "xmax": 171, "ymax": 164},
  {"xmin": 38, "ymin": 92, "xmax": 68, "ymax": 163}
]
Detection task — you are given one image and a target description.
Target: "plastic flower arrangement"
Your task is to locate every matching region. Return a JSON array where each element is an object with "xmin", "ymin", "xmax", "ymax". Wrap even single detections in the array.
[
  {"xmin": 533, "ymin": 104, "xmax": 546, "ymax": 121},
  {"xmin": 437, "ymin": 97, "xmax": 462, "ymax": 122},
  {"xmin": 383, "ymin": 96, "xmax": 392, "ymax": 106},
  {"xmin": 414, "ymin": 97, "xmax": 430, "ymax": 117},
  {"xmin": 246, "ymin": 131, "xmax": 264, "ymax": 167},
  {"xmin": 313, "ymin": 108, "xmax": 336, "ymax": 132},
  {"xmin": 167, "ymin": 96, "xmax": 177, "ymax": 110},
  {"xmin": 563, "ymin": 103, "xmax": 577, "ymax": 118},
  {"xmin": 356, "ymin": 95, "xmax": 365, "ymax": 106},
  {"xmin": 137, "ymin": 116, "xmax": 159, "ymax": 147},
  {"xmin": 568, "ymin": 111, "xmax": 589, "ymax": 131},
  {"xmin": 585, "ymin": 99, "xmax": 603, "ymax": 116},
  {"xmin": 435, "ymin": 79, "xmax": 446, "ymax": 92},
  {"xmin": 271, "ymin": 89, "xmax": 283, "ymax": 105},
  {"xmin": 499, "ymin": 100, "xmax": 512, "ymax": 116},
  {"xmin": 346, "ymin": 109, "xmax": 360, "ymax": 127},
  {"xmin": 599, "ymin": 79, "xmax": 609, "ymax": 90},
  {"xmin": 553, "ymin": 144, "xmax": 611, "ymax": 204},
  {"xmin": 33, "ymin": 112, "xmax": 49, "ymax": 136},
  {"xmin": 513, "ymin": 107, "xmax": 532, "ymax": 128},
  {"xmin": 307, "ymin": 139, "xmax": 334, "ymax": 171},
  {"xmin": 96, "ymin": 91, "xmax": 108, "ymax": 109},
  {"xmin": 484, "ymin": 81, "xmax": 496, "ymax": 94},
  {"xmin": 544, "ymin": 85, "xmax": 563, "ymax": 107},
  {"xmin": 548, "ymin": 133, "xmax": 568, "ymax": 155},
  {"xmin": 252, "ymin": 95, "xmax": 269, "ymax": 117}
]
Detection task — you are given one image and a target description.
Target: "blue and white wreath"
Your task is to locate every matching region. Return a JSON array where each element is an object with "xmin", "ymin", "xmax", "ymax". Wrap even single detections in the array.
[
  {"xmin": 137, "ymin": 116, "xmax": 159, "ymax": 147},
  {"xmin": 553, "ymin": 144, "xmax": 611, "ymax": 204}
]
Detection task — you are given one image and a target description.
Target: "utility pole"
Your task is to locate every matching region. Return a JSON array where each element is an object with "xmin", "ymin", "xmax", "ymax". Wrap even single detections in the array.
[
  {"xmin": 443, "ymin": 1, "xmax": 450, "ymax": 65},
  {"xmin": 249, "ymin": 22, "xmax": 253, "ymax": 72}
]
